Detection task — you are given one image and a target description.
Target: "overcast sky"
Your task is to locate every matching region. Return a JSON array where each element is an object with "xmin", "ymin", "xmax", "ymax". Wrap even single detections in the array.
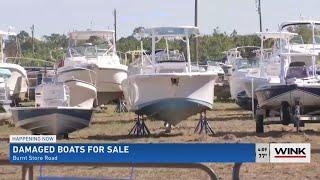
[{"xmin": 1, "ymin": 0, "xmax": 319, "ymax": 38}]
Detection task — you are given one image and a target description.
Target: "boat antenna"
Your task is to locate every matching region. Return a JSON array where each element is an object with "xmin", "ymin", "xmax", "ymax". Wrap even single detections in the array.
[
  {"xmin": 194, "ymin": 0, "xmax": 199, "ymax": 65},
  {"xmin": 114, "ymin": 9, "xmax": 117, "ymax": 42},
  {"xmin": 31, "ymin": 24, "xmax": 35, "ymax": 57},
  {"xmin": 256, "ymin": 0, "xmax": 263, "ymax": 32},
  {"xmin": 90, "ymin": 19, "xmax": 93, "ymax": 30}
]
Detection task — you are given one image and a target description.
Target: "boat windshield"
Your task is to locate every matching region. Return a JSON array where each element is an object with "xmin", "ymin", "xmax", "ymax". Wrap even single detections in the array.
[
  {"xmin": 290, "ymin": 35, "xmax": 304, "ymax": 44},
  {"xmin": 154, "ymin": 50, "xmax": 185, "ymax": 63},
  {"xmin": 0, "ymin": 68, "xmax": 11, "ymax": 78},
  {"xmin": 42, "ymin": 77, "xmax": 54, "ymax": 84},
  {"xmin": 235, "ymin": 59, "xmax": 259, "ymax": 70},
  {"xmin": 282, "ymin": 23, "xmax": 320, "ymax": 44},
  {"xmin": 68, "ymin": 36, "xmax": 113, "ymax": 58},
  {"xmin": 207, "ymin": 61, "xmax": 221, "ymax": 66},
  {"xmin": 315, "ymin": 35, "xmax": 320, "ymax": 44}
]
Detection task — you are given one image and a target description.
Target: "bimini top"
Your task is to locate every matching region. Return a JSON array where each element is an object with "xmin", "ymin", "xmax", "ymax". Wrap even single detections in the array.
[
  {"xmin": 69, "ymin": 30, "xmax": 115, "ymax": 40},
  {"xmin": 143, "ymin": 26, "xmax": 199, "ymax": 37},
  {"xmin": 256, "ymin": 32, "xmax": 298, "ymax": 40},
  {"xmin": 280, "ymin": 20, "xmax": 320, "ymax": 29}
]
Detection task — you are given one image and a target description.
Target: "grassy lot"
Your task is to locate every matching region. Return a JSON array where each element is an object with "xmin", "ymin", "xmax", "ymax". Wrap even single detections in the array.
[{"xmin": 0, "ymin": 103, "xmax": 319, "ymax": 179}]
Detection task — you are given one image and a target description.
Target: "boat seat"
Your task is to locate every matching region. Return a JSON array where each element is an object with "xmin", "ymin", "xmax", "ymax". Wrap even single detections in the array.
[
  {"xmin": 286, "ymin": 66, "xmax": 308, "ymax": 79},
  {"xmin": 286, "ymin": 61, "xmax": 309, "ymax": 79}
]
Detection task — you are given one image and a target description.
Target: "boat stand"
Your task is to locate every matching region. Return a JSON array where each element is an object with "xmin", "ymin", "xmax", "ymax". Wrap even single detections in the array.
[
  {"xmin": 194, "ymin": 111, "xmax": 215, "ymax": 135},
  {"xmin": 114, "ymin": 97, "xmax": 128, "ymax": 113},
  {"xmin": 129, "ymin": 115, "xmax": 150, "ymax": 136}
]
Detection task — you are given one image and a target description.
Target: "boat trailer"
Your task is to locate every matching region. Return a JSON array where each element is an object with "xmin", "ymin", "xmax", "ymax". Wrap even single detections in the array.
[{"xmin": 255, "ymin": 102, "xmax": 320, "ymax": 133}]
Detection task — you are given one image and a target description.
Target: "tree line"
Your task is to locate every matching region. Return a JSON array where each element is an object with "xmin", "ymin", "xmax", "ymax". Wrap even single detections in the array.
[{"xmin": 4, "ymin": 27, "xmax": 261, "ymax": 63}]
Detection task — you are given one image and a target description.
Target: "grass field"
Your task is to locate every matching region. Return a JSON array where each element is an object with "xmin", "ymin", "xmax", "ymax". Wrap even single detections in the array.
[{"xmin": 0, "ymin": 102, "xmax": 319, "ymax": 179}]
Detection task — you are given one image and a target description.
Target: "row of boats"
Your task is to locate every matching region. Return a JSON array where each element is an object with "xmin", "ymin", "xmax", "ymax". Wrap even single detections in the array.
[
  {"xmin": 1, "ymin": 19, "xmax": 319, "ymax": 136},
  {"xmin": 0, "ymin": 26, "xmax": 218, "ymax": 136},
  {"xmin": 226, "ymin": 20, "xmax": 320, "ymax": 132}
]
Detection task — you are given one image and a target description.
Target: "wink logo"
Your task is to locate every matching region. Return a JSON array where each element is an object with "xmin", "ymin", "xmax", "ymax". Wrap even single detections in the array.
[
  {"xmin": 274, "ymin": 147, "xmax": 306, "ymax": 158},
  {"xmin": 270, "ymin": 143, "xmax": 310, "ymax": 163}
]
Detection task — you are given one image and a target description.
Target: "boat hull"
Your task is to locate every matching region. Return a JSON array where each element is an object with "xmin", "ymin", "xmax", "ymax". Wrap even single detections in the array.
[
  {"xmin": 64, "ymin": 80, "xmax": 97, "ymax": 108},
  {"xmin": 229, "ymin": 70, "xmax": 247, "ymax": 100},
  {"xmin": 236, "ymin": 90, "xmax": 253, "ymax": 111},
  {"xmin": 256, "ymin": 84, "xmax": 320, "ymax": 113},
  {"xmin": 58, "ymin": 65, "xmax": 127, "ymax": 105},
  {"xmin": 137, "ymin": 98, "xmax": 211, "ymax": 125},
  {"xmin": 122, "ymin": 73, "xmax": 216, "ymax": 125},
  {"xmin": 242, "ymin": 77, "xmax": 268, "ymax": 99},
  {"xmin": 57, "ymin": 67, "xmax": 97, "ymax": 85},
  {"xmin": 94, "ymin": 66, "xmax": 127, "ymax": 104},
  {"xmin": 11, "ymin": 107, "xmax": 93, "ymax": 135}
]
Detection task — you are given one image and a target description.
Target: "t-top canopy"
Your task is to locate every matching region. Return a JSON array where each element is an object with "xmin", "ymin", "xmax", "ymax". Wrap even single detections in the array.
[
  {"xmin": 69, "ymin": 30, "xmax": 115, "ymax": 40},
  {"xmin": 142, "ymin": 26, "xmax": 199, "ymax": 37},
  {"xmin": 256, "ymin": 32, "xmax": 298, "ymax": 40},
  {"xmin": 280, "ymin": 20, "xmax": 320, "ymax": 29},
  {"xmin": 280, "ymin": 52, "xmax": 318, "ymax": 57}
]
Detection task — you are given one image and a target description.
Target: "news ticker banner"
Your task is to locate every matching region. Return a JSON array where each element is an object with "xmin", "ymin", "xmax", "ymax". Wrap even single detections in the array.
[{"xmin": 9, "ymin": 135, "xmax": 310, "ymax": 163}]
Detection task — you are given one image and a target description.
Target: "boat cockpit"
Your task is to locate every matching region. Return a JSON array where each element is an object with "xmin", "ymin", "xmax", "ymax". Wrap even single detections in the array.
[{"xmin": 67, "ymin": 30, "xmax": 116, "ymax": 60}]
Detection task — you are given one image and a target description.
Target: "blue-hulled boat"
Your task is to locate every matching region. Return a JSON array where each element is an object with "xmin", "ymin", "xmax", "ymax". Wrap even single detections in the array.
[{"xmin": 122, "ymin": 27, "xmax": 217, "ymax": 133}]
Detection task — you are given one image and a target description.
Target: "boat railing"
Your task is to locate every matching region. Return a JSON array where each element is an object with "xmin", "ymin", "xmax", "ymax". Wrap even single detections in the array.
[
  {"xmin": 102, "ymin": 46, "xmax": 114, "ymax": 57},
  {"xmin": 127, "ymin": 52, "xmax": 155, "ymax": 75},
  {"xmin": 191, "ymin": 64, "xmax": 208, "ymax": 72},
  {"xmin": 117, "ymin": 51, "xmax": 128, "ymax": 65},
  {"xmin": 61, "ymin": 64, "xmax": 97, "ymax": 86}
]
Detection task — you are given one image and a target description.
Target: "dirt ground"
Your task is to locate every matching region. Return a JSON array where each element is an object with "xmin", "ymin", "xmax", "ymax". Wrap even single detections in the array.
[{"xmin": 0, "ymin": 102, "xmax": 319, "ymax": 180}]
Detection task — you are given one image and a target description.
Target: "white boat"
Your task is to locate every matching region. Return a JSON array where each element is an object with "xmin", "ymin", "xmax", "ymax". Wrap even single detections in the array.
[
  {"xmin": 0, "ymin": 68, "xmax": 12, "ymax": 121},
  {"xmin": 227, "ymin": 47, "xmax": 260, "ymax": 109},
  {"xmin": 255, "ymin": 23, "xmax": 320, "ymax": 113},
  {"xmin": 57, "ymin": 30, "xmax": 127, "ymax": 105},
  {"xmin": 11, "ymin": 76, "xmax": 95, "ymax": 136},
  {"xmin": 207, "ymin": 61, "xmax": 230, "ymax": 100},
  {"xmin": 243, "ymin": 20, "xmax": 320, "ymax": 106},
  {"xmin": 256, "ymin": 52, "xmax": 319, "ymax": 125},
  {"xmin": 0, "ymin": 31, "xmax": 28, "ymax": 103},
  {"xmin": 122, "ymin": 27, "xmax": 217, "ymax": 129},
  {"xmin": 241, "ymin": 32, "xmax": 294, "ymax": 105}
]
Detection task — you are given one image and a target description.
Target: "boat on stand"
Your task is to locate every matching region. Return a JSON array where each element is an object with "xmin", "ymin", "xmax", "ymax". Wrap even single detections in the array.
[
  {"xmin": 57, "ymin": 30, "xmax": 127, "ymax": 106},
  {"xmin": 11, "ymin": 73, "xmax": 96, "ymax": 137},
  {"xmin": 122, "ymin": 26, "xmax": 218, "ymax": 135}
]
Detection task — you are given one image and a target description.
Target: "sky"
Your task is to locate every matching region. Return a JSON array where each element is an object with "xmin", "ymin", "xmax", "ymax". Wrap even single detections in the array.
[{"xmin": 1, "ymin": 0, "xmax": 320, "ymax": 38}]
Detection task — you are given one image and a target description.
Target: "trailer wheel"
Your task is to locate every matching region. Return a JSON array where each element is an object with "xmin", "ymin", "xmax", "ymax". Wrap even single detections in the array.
[
  {"xmin": 255, "ymin": 113, "xmax": 264, "ymax": 133},
  {"xmin": 280, "ymin": 102, "xmax": 291, "ymax": 125}
]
